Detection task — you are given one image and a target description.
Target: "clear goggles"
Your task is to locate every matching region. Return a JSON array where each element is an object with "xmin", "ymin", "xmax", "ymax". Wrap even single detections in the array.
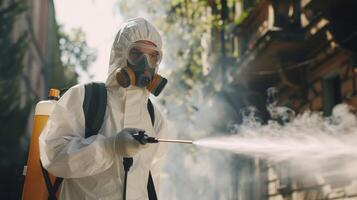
[{"xmin": 127, "ymin": 43, "xmax": 162, "ymax": 68}]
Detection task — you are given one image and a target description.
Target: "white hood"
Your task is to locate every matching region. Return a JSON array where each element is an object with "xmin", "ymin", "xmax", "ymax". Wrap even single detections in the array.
[{"xmin": 106, "ymin": 17, "xmax": 162, "ymax": 87}]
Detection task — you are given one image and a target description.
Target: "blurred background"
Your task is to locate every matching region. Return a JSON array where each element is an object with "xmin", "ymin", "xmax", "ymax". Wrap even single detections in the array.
[{"xmin": 1, "ymin": 0, "xmax": 357, "ymax": 199}]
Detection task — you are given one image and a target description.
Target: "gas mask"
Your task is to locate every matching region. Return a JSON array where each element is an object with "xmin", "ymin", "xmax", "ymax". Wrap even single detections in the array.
[{"xmin": 116, "ymin": 42, "xmax": 167, "ymax": 96}]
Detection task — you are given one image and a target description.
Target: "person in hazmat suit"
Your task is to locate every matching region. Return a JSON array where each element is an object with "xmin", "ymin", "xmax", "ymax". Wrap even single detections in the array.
[{"xmin": 39, "ymin": 17, "xmax": 168, "ymax": 200}]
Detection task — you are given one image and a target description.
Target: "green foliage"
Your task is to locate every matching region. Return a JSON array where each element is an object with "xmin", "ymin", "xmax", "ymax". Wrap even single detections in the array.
[
  {"xmin": 235, "ymin": 9, "xmax": 249, "ymax": 25},
  {"xmin": 58, "ymin": 27, "xmax": 97, "ymax": 74},
  {"xmin": 165, "ymin": 1, "xmax": 219, "ymax": 88},
  {"xmin": 0, "ymin": 0, "xmax": 32, "ymax": 167},
  {"xmin": 116, "ymin": 0, "xmax": 226, "ymax": 120},
  {"xmin": 234, "ymin": 0, "xmax": 261, "ymax": 25},
  {"xmin": 47, "ymin": 25, "xmax": 97, "ymax": 90}
]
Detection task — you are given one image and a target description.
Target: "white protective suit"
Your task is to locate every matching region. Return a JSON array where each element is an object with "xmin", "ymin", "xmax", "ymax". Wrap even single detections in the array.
[{"xmin": 39, "ymin": 18, "xmax": 167, "ymax": 200}]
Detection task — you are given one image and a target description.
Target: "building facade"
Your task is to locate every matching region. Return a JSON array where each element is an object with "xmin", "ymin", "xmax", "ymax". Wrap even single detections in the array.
[
  {"xmin": 11, "ymin": 0, "xmax": 58, "ymax": 101},
  {"xmin": 225, "ymin": 0, "xmax": 357, "ymax": 199}
]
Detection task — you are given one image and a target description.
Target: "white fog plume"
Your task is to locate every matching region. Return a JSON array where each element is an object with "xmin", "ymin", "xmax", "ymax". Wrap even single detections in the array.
[{"xmin": 195, "ymin": 104, "xmax": 357, "ymax": 179}]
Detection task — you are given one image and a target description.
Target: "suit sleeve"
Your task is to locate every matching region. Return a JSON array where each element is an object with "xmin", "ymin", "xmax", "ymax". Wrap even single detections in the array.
[{"xmin": 39, "ymin": 84, "xmax": 116, "ymax": 178}]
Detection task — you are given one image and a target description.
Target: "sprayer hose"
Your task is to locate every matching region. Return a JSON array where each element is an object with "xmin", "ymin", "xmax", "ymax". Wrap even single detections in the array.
[
  {"xmin": 123, "ymin": 170, "xmax": 128, "ymax": 200},
  {"xmin": 122, "ymin": 157, "xmax": 133, "ymax": 200}
]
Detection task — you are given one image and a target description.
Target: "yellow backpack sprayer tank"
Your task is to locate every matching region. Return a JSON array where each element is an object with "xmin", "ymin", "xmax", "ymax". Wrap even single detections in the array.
[{"xmin": 22, "ymin": 89, "xmax": 60, "ymax": 200}]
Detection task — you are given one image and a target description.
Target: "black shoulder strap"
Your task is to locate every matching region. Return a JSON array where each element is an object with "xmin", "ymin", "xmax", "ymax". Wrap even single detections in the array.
[
  {"xmin": 40, "ymin": 160, "xmax": 63, "ymax": 200},
  {"xmin": 83, "ymin": 82, "xmax": 107, "ymax": 138},
  {"xmin": 147, "ymin": 98, "xmax": 157, "ymax": 200},
  {"xmin": 147, "ymin": 99, "xmax": 155, "ymax": 126}
]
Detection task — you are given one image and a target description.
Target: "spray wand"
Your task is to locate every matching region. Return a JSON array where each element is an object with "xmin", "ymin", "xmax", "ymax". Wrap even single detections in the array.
[
  {"xmin": 131, "ymin": 131, "xmax": 193, "ymax": 145},
  {"xmin": 153, "ymin": 138, "xmax": 193, "ymax": 144}
]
